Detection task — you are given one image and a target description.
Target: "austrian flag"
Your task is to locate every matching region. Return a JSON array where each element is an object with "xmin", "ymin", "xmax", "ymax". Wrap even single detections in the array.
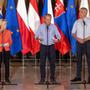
[{"xmin": 28, "ymin": 0, "xmax": 40, "ymax": 55}]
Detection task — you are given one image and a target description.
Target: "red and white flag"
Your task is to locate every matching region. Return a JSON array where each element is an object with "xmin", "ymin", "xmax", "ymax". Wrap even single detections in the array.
[
  {"xmin": 17, "ymin": 0, "xmax": 31, "ymax": 55},
  {"xmin": 28, "ymin": 0, "xmax": 40, "ymax": 55}
]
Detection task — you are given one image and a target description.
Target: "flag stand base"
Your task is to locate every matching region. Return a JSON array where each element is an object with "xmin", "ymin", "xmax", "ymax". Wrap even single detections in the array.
[
  {"xmin": 71, "ymin": 80, "xmax": 88, "ymax": 89},
  {"xmin": 35, "ymin": 81, "xmax": 61, "ymax": 90},
  {"xmin": 0, "ymin": 81, "xmax": 18, "ymax": 90}
]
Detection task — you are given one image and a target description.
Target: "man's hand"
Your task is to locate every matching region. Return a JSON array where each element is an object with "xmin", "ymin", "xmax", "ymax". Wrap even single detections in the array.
[
  {"xmin": 73, "ymin": 34, "xmax": 84, "ymax": 44},
  {"xmin": 84, "ymin": 36, "xmax": 90, "ymax": 42},
  {"xmin": 76, "ymin": 37, "xmax": 84, "ymax": 44},
  {"xmin": 53, "ymin": 38, "xmax": 59, "ymax": 43},
  {"xmin": 36, "ymin": 37, "xmax": 43, "ymax": 42}
]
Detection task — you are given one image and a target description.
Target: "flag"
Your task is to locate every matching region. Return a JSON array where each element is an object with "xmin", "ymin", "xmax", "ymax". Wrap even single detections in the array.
[
  {"xmin": 28, "ymin": 0, "xmax": 40, "ymax": 55},
  {"xmin": 66, "ymin": 0, "xmax": 77, "ymax": 55},
  {"xmin": 54, "ymin": 0, "xmax": 71, "ymax": 55},
  {"xmin": 80, "ymin": 0, "xmax": 89, "ymax": 17},
  {"xmin": 5, "ymin": 0, "xmax": 22, "ymax": 55},
  {"xmin": 0, "ymin": 7, "xmax": 3, "ymax": 19},
  {"xmin": 41, "ymin": 0, "xmax": 54, "ymax": 23},
  {"xmin": 17, "ymin": 0, "xmax": 31, "ymax": 55},
  {"xmin": 0, "ymin": 7, "xmax": 3, "ymax": 26}
]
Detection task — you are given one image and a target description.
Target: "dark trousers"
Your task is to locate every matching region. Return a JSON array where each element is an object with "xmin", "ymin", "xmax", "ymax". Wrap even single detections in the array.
[
  {"xmin": 0, "ymin": 51, "xmax": 10, "ymax": 81},
  {"xmin": 40, "ymin": 44, "xmax": 56, "ymax": 80},
  {"xmin": 76, "ymin": 41, "xmax": 90, "ymax": 79}
]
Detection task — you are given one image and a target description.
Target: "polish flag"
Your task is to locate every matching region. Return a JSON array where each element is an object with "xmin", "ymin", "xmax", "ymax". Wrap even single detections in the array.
[
  {"xmin": 28, "ymin": 0, "xmax": 40, "ymax": 55},
  {"xmin": 17, "ymin": 0, "xmax": 31, "ymax": 54}
]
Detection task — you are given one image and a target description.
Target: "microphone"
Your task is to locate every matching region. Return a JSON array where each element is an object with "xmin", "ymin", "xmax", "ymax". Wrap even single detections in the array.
[{"xmin": 47, "ymin": 25, "xmax": 49, "ymax": 30}]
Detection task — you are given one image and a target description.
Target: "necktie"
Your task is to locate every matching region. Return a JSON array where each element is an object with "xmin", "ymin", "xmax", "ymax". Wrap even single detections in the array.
[
  {"xmin": 82, "ymin": 20, "xmax": 86, "ymax": 39},
  {"xmin": 47, "ymin": 26, "xmax": 49, "ymax": 45}
]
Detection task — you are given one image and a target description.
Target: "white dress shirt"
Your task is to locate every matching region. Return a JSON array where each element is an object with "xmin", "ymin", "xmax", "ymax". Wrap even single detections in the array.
[
  {"xmin": 72, "ymin": 17, "xmax": 90, "ymax": 39},
  {"xmin": 35, "ymin": 24, "xmax": 61, "ymax": 45}
]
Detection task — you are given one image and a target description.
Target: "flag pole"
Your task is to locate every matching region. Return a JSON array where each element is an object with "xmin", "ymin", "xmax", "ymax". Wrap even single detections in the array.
[
  {"xmin": 34, "ymin": 54, "xmax": 38, "ymax": 83},
  {"xmin": 69, "ymin": 51, "xmax": 72, "ymax": 85},
  {"xmin": 22, "ymin": 54, "xmax": 25, "ymax": 81},
  {"xmin": 59, "ymin": 53, "xmax": 62, "ymax": 82},
  {"xmin": 35, "ymin": 54, "xmax": 37, "ymax": 70}
]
